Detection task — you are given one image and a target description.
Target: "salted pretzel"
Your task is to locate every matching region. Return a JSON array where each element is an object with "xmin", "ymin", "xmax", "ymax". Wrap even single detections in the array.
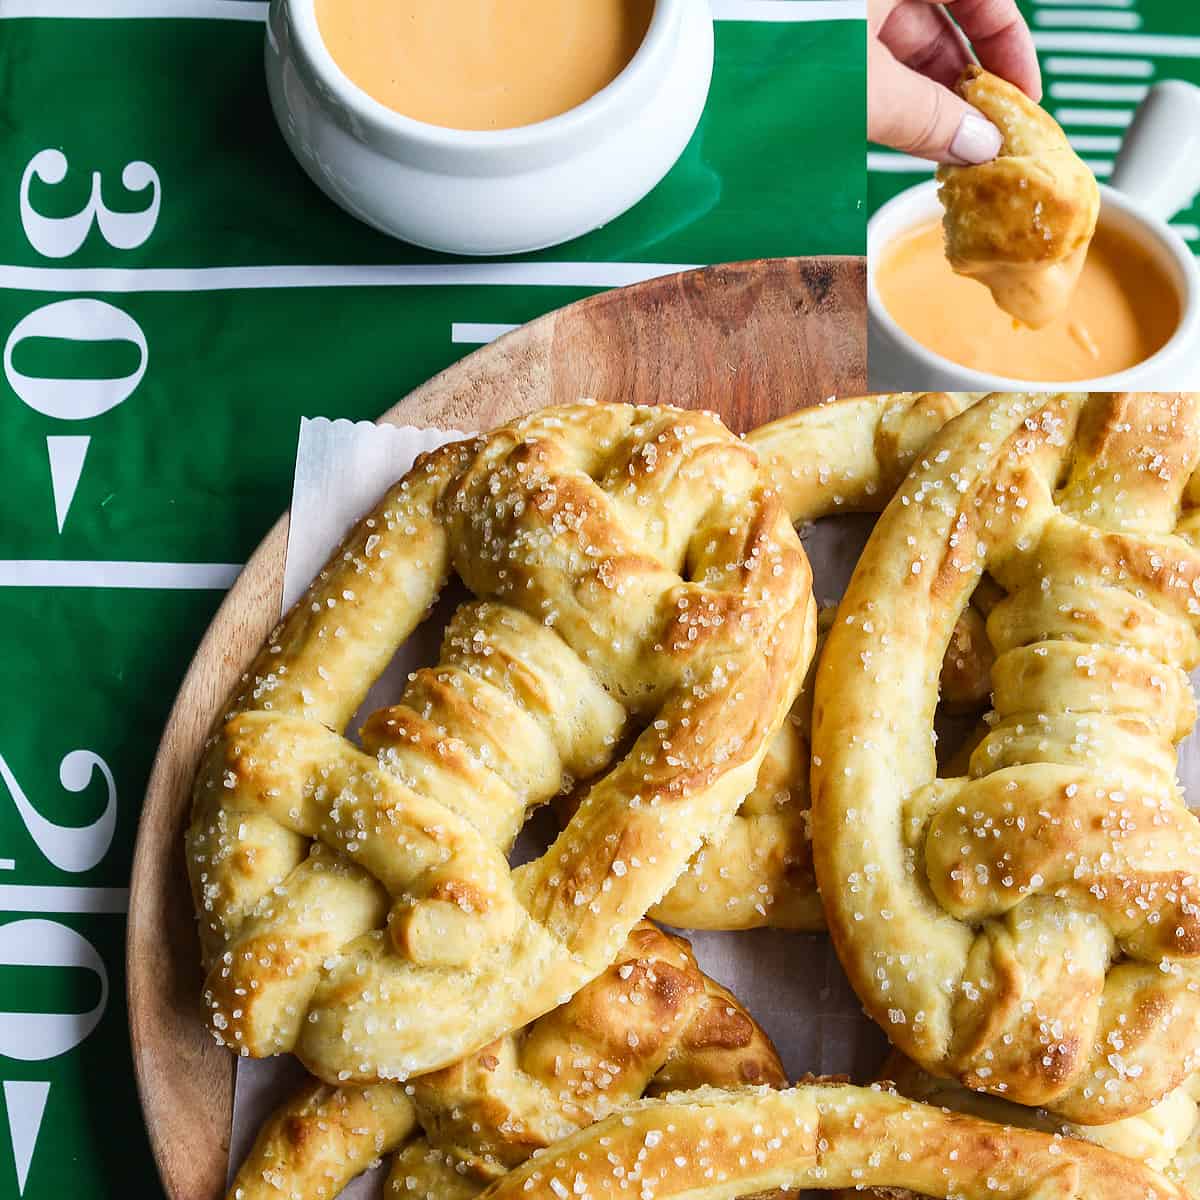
[
  {"xmin": 639, "ymin": 608, "xmax": 992, "ymax": 931},
  {"xmin": 937, "ymin": 67, "xmax": 1100, "ymax": 328},
  {"xmin": 651, "ymin": 392, "xmax": 984, "ymax": 930},
  {"xmin": 475, "ymin": 1081, "xmax": 1184, "ymax": 1199},
  {"xmin": 845, "ymin": 1053, "xmax": 1200, "ymax": 1199},
  {"xmin": 186, "ymin": 402, "xmax": 815, "ymax": 1083},
  {"xmin": 813, "ymin": 394, "xmax": 1200, "ymax": 1123},
  {"xmin": 228, "ymin": 921, "xmax": 786, "ymax": 1200}
]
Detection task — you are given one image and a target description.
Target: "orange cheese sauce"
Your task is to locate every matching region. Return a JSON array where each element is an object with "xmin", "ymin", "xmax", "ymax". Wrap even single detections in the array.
[
  {"xmin": 876, "ymin": 219, "xmax": 1179, "ymax": 382},
  {"xmin": 314, "ymin": 0, "xmax": 655, "ymax": 131}
]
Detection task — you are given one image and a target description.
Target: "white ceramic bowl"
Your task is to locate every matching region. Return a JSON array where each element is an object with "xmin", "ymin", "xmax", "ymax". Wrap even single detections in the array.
[
  {"xmin": 264, "ymin": 0, "xmax": 714, "ymax": 256},
  {"xmin": 868, "ymin": 81, "xmax": 1200, "ymax": 392}
]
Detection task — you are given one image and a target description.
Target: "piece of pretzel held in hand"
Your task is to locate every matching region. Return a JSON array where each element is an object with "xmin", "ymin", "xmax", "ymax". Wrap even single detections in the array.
[
  {"xmin": 937, "ymin": 67, "xmax": 1100, "ymax": 328},
  {"xmin": 814, "ymin": 394, "xmax": 1200, "ymax": 1123},
  {"xmin": 187, "ymin": 402, "xmax": 815, "ymax": 1083},
  {"xmin": 476, "ymin": 1081, "xmax": 1184, "ymax": 1199},
  {"xmin": 228, "ymin": 921, "xmax": 786, "ymax": 1200}
]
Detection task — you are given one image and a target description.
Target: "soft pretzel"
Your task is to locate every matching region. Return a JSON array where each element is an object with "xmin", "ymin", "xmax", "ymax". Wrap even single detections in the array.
[
  {"xmin": 844, "ymin": 1053, "xmax": 1200, "ymax": 1199},
  {"xmin": 651, "ymin": 393, "xmax": 986, "ymax": 930},
  {"xmin": 640, "ymin": 394, "xmax": 980, "ymax": 929},
  {"xmin": 642, "ymin": 606, "xmax": 992, "ymax": 931},
  {"xmin": 747, "ymin": 393, "xmax": 983, "ymax": 524},
  {"xmin": 227, "ymin": 921, "xmax": 785, "ymax": 1200},
  {"xmin": 475, "ymin": 1081, "xmax": 1184, "ymax": 1199},
  {"xmin": 937, "ymin": 67, "xmax": 1100, "ymax": 328},
  {"xmin": 187, "ymin": 402, "xmax": 815, "ymax": 1083},
  {"xmin": 813, "ymin": 394, "xmax": 1200, "ymax": 1123}
]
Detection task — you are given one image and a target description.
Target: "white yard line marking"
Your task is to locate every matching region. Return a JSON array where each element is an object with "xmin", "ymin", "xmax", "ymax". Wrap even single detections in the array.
[
  {"xmin": 1173, "ymin": 224, "xmax": 1200, "ymax": 241},
  {"xmin": 2, "ymin": 0, "xmax": 865, "ymax": 17},
  {"xmin": 710, "ymin": 0, "xmax": 863, "ymax": 19},
  {"xmin": 1044, "ymin": 55, "xmax": 1153, "ymax": 75},
  {"xmin": 0, "ymin": 261, "xmax": 699, "ymax": 294},
  {"xmin": 0, "ymin": 860, "xmax": 15, "ymax": 872},
  {"xmin": 1067, "ymin": 133, "xmax": 1123, "ymax": 151},
  {"xmin": 450, "ymin": 323, "xmax": 519, "ymax": 345},
  {"xmin": 866, "ymin": 152, "xmax": 934, "ymax": 173},
  {"xmin": 0, "ymin": 884, "xmax": 129, "ymax": 913},
  {"xmin": 1053, "ymin": 106, "xmax": 1134, "ymax": 126},
  {"xmin": 1035, "ymin": 9, "xmax": 1141, "ymax": 29},
  {"xmin": 863, "ymin": 148, "xmax": 1119, "ymax": 176},
  {"xmin": 1049, "ymin": 80, "xmax": 1148, "ymax": 100},
  {"xmin": 0, "ymin": 560, "xmax": 241, "ymax": 588},
  {"xmin": 1034, "ymin": 32, "xmax": 1200, "ymax": 57},
  {"xmin": 1034, "ymin": 0, "xmax": 1133, "ymax": 6},
  {"xmin": 1079, "ymin": 158, "xmax": 1113, "ymax": 176}
]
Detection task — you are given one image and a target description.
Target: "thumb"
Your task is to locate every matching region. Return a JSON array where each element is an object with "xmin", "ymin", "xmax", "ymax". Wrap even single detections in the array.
[{"xmin": 869, "ymin": 41, "xmax": 1003, "ymax": 164}]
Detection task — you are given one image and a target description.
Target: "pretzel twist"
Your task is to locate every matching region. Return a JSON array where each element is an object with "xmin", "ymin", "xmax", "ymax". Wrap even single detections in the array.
[
  {"xmin": 814, "ymin": 394, "xmax": 1200, "ymax": 1123},
  {"xmin": 652, "ymin": 392, "xmax": 984, "ymax": 930},
  {"xmin": 187, "ymin": 403, "xmax": 815, "ymax": 1083},
  {"xmin": 474, "ymin": 1082, "xmax": 1184, "ymax": 1199},
  {"xmin": 227, "ymin": 921, "xmax": 786, "ymax": 1200}
]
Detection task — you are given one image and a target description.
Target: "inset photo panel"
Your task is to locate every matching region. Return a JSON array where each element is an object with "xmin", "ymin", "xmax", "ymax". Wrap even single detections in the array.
[{"xmin": 868, "ymin": 0, "xmax": 1200, "ymax": 391}]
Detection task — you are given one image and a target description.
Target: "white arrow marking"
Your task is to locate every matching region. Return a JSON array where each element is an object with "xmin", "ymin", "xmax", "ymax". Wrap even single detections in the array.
[
  {"xmin": 46, "ymin": 436, "xmax": 90, "ymax": 533},
  {"xmin": 3, "ymin": 1080, "xmax": 49, "ymax": 1195}
]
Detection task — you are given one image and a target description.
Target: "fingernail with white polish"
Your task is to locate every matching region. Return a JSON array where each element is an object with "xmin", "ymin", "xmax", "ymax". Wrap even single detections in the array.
[{"xmin": 948, "ymin": 112, "xmax": 1003, "ymax": 165}]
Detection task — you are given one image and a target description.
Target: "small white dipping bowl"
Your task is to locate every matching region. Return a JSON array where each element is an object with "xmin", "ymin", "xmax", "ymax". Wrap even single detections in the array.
[
  {"xmin": 264, "ymin": 0, "xmax": 714, "ymax": 256},
  {"xmin": 868, "ymin": 80, "xmax": 1200, "ymax": 392}
]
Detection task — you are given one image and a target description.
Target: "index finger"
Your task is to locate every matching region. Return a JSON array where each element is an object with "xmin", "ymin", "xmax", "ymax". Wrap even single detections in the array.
[{"xmin": 943, "ymin": 0, "xmax": 1042, "ymax": 99}]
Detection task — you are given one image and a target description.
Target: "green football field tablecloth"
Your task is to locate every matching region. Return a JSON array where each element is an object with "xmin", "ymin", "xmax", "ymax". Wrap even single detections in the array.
[
  {"xmin": 0, "ymin": 2, "xmax": 864, "ymax": 1197},
  {"xmin": 868, "ymin": 0, "xmax": 1200, "ymax": 257}
]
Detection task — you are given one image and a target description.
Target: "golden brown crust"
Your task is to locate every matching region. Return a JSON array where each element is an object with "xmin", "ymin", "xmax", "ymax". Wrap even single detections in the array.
[
  {"xmin": 226, "ymin": 1082, "xmax": 416, "ymax": 1200},
  {"xmin": 642, "ymin": 665, "xmax": 822, "ymax": 930},
  {"xmin": 652, "ymin": 394, "xmax": 991, "ymax": 931},
  {"xmin": 936, "ymin": 68, "xmax": 1100, "ymax": 327},
  {"xmin": 842, "ymin": 1053, "xmax": 1200, "ymax": 1200},
  {"xmin": 187, "ymin": 403, "xmax": 816, "ymax": 1083},
  {"xmin": 939, "ymin": 603, "xmax": 995, "ymax": 712},
  {"xmin": 226, "ymin": 922, "xmax": 786, "ymax": 1200},
  {"xmin": 812, "ymin": 394, "xmax": 1200, "ymax": 1124},
  {"xmin": 476, "ymin": 1082, "xmax": 1185, "ymax": 1199},
  {"xmin": 746, "ymin": 393, "xmax": 982, "ymax": 522}
]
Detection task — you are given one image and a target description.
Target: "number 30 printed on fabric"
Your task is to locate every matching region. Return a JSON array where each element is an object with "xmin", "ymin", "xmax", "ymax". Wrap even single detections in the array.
[
  {"xmin": 1, "ymin": 147, "xmax": 152, "ymax": 1195},
  {"xmin": 6, "ymin": 149, "xmax": 160, "ymax": 530}
]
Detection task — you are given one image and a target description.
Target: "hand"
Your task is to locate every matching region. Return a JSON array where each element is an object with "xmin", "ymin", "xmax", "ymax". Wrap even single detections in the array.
[{"xmin": 869, "ymin": 0, "xmax": 1042, "ymax": 163}]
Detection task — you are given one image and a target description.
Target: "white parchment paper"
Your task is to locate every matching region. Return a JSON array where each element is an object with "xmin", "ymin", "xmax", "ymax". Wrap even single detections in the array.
[{"xmin": 229, "ymin": 415, "xmax": 1200, "ymax": 1195}]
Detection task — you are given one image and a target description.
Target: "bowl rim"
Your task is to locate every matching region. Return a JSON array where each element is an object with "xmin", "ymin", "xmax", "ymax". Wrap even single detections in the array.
[
  {"xmin": 866, "ymin": 177, "xmax": 1200, "ymax": 390},
  {"xmin": 280, "ymin": 0, "xmax": 683, "ymax": 158}
]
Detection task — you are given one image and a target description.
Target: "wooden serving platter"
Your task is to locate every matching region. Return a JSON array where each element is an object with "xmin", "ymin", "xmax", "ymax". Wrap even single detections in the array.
[{"xmin": 126, "ymin": 256, "xmax": 865, "ymax": 1200}]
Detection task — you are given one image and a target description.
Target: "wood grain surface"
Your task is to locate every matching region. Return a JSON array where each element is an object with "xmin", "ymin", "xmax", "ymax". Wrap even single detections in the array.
[{"xmin": 126, "ymin": 256, "xmax": 865, "ymax": 1200}]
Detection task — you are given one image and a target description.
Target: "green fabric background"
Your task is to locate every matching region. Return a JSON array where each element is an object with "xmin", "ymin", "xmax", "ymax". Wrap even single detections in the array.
[{"xmin": 0, "ymin": 5, "xmax": 864, "ymax": 1198}]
